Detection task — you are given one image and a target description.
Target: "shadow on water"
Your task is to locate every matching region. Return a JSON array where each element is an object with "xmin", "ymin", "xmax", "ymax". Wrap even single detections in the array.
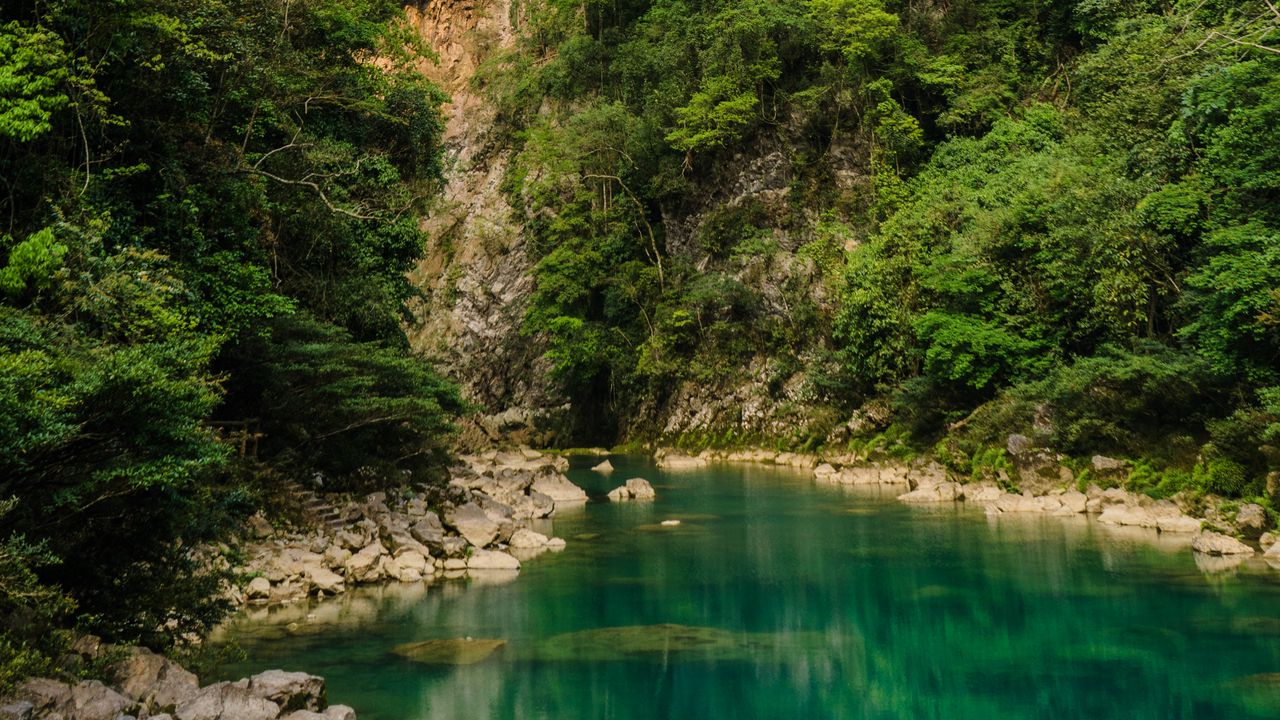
[{"xmin": 214, "ymin": 457, "xmax": 1280, "ymax": 720}]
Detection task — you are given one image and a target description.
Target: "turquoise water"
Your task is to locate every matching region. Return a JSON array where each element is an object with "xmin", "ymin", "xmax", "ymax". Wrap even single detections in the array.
[{"xmin": 214, "ymin": 457, "xmax": 1280, "ymax": 719}]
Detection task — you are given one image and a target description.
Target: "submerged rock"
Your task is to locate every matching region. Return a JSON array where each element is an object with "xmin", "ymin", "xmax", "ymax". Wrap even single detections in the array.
[
  {"xmin": 532, "ymin": 624, "xmax": 830, "ymax": 663},
  {"xmin": 391, "ymin": 639, "xmax": 507, "ymax": 666}
]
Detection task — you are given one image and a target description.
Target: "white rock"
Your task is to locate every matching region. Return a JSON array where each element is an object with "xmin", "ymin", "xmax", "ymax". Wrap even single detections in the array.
[
  {"xmin": 304, "ymin": 565, "xmax": 345, "ymax": 594},
  {"xmin": 508, "ymin": 529, "xmax": 549, "ymax": 548},
  {"xmin": 1098, "ymin": 505, "xmax": 1157, "ymax": 528},
  {"xmin": 1191, "ymin": 531, "xmax": 1255, "ymax": 556},
  {"xmin": 529, "ymin": 473, "xmax": 589, "ymax": 505},
  {"xmin": 1156, "ymin": 516, "xmax": 1202, "ymax": 534},
  {"xmin": 467, "ymin": 550, "xmax": 521, "ymax": 571},
  {"xmin": 246, "ymin": 577, "xmax": 271, "ymax": 600},
  {"xmin": 175, "ymin": 681, "xmax": 278, "ymax": 720},
  {"xmin": 592, "ymin": 459, "xmax": 615, "ymax": 473},
  {"xmin": 897, "ymin": 481, "xmax": 961, "ymax": 503},
  {"xmin": 247, "ymin": 670, "xmax": 325, "ymax": 713}
]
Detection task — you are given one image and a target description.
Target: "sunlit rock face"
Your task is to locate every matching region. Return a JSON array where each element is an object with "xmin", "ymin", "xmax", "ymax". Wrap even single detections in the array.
[{"xmin": 403, "ymin": 0, "xmax": 563, "ymax": 446}]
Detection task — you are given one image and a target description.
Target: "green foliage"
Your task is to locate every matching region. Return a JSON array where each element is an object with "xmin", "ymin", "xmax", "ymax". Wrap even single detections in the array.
[
  {"xmin": 0, "ymin": 22, "xmax": 71, "ymax": 141},
  {"xmin": 0, "ymin": 500, "xmax": 75, "ymax": 694},
  {"xmin": 223, "ymin": 314, "xmax": 464, "ymax": 484},
  {"xmin": 0, "ymin": 228, "xmax": 66, "ymax": 297},
  {"xmin": 0, "ymin": 0, "xmax": 458, "ymax": 667},
  {"xmin": 0, "ymin": 307, "xmax": 234, "ymax": 647}
]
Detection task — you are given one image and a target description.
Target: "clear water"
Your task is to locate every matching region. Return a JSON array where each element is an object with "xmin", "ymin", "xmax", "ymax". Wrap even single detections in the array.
[{"xmin": 214, "ymin": 457, "xmax": 1280, "ymax": 719}]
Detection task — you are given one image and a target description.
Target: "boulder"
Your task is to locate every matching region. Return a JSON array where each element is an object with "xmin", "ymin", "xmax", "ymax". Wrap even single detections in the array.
[
  {"xmin": 409, "ymin": 513, "xmax": 445, "ymax": 549},
  {"xmin": 247, "ymin": 513, "xmax": 274, "ymax": 539},
  {"xmin": 175, "ymin": 681, "xmax": 280, "ymax": 720},
  {"xmin": 607, "ymin": 478, "xmax": 656, "ymax": 502},
  {"xmin": 529, "ymin": 474, "xmax": 588, "ymax": 505},
  {"xmin": 405, "ymin": 498, "xmax": 428, "ymax": 518},
  {"xmin": 987, "ymin": 493, "xmax": 1052, "ymax": 514},
  {"xmin": 322, "ymin": 545, "xmax": 351, "ymax": 570},
  {"xmin": 247, "ymin": 670, "xmax": 326, "ymax": 713},
  {"xmin": 12, "ymin": 679, "xmax": 72, "ymax": 717},
  {"xmin": 592, "ymin": 459, "xmax": 615, "ymax": 474},
  {"xmin": 1006, "ymin": 434, "xmax": 1033, "ymax": 456},
  {"xmin": 1156, "ymin": 515, "xmax": 1202, "ymax": 534},
  {"xmin": 1191, "ymin": 531, "xmax": 1255, "ymax": 556},
  {"xmin": 466, "ymin": 550, "xmax": 521, "ymax": 571},
  {"xmin": 441, "ymin": 537, "xmax": 468, "ymax": 557},
  {"xmin": 656, "ymin": 453, "xmax": 708, "ymax": 470},
  {"xmin": 546, "ymin": 537, "xmax": 567, "ymax": 551},
  {"xmin": 625, "ymin": 478, "xmax": 656, "ymax": 500},
  {"xmin": 529, "ymin": 492, "xmax": 555, "ymax": 518},
  {"xmin": 508, "ymin": 529, "xmax": 549, "ymax": 548},
  {"xmin": 335, "ymin": 529, "xmax": 366, "ymax": 552},
  {"xmin": 1098, "ymin": 505, "xmax": 1157, "ymax": 528},
  {"xmin": 1091, "ymin": 455, "xmax": 1127, "ymax": 473},
  {"xmin": 343, "ymin": 543, "xmax": 386, "ymax": 583},
  {"xmin": 1265, "ymin": 540, "xmax": 1280, "ymax": 558},
  {"xmin": 444, "ymin": 503, "xmax": 500, "ymax": 548},
  {"xmin": 443, "ymin": 558, "xmax": 467, "ymax": 571},
  {"xmin": 69, "ymin": 680, "xmax": 135, "ymax": 720},
  {"xmin": 390, "ymin": 550, "xmax": 429, "ymax": 582},
  {"xmin": 246, "ymin": 576, "xmax": 271, "ymax": 600},
  {"xmin": 1057, "ymin": 490, "xmax": 1088, "ymax": 514},
  {"xmin": 897, "ymin": 481, "xmax": 962, "ymax": 503},
  {"xmin": 113, "ymin": 646, "xmax": 199, "ymax": 713},
  {"xmin": 1236, "ymin": 503, "xmax": 1270, "ymax": 540},
  {"xmin": 304, "ymin": 565, "xmax": 345, "ymax": 594},
  {"xmin": 1261, "ymin": 531, "xmax": 1278, "ymax": 550}
]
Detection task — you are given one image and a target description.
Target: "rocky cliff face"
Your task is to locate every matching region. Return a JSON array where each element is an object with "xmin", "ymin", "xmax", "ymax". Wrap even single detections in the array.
[
  {"xmin": 404, "ymin": 0, "xmax": 566, "ymax": 445},
  {"xmin": 406, "ymin": 2, "xmax": 867, "ymax": 446}
]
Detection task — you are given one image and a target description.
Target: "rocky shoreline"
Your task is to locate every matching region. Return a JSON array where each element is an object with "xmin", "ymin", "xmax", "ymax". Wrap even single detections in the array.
[
  {"xmin": 1, "ymin": 449, "xmax": 602, "ymax": 720},
  {"xmin": 1, "ymin": 641, "xmax": 351, "ymax": 720},
  {"xmin": 653, "ymin": 443, "xmax": 1280, "ymax": 573},
  {"xmin": 230, "ymin": 448, "xmax": 591, "ymax": 608}
]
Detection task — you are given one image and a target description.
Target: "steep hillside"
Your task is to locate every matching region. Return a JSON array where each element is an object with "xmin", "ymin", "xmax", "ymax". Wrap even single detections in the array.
[{"xmin": 409, "ymin": 0, "xmax": 1279, "ymax": 504}]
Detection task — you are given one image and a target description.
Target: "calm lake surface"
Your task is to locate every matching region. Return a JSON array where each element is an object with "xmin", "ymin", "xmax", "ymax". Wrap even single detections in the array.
[{"xmin": 214, "ymin": 457, "xmax": 1280, "ymax": 719}]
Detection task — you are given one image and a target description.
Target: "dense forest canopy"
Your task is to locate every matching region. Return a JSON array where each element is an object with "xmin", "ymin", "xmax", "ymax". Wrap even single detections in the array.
[
  {"xmin": 0, "ymin": 0, "xmax": 460, "ymax": 687},
  {"xmin": 496, "ymin": 0, "xmax": 1279, "ymax": 489}
]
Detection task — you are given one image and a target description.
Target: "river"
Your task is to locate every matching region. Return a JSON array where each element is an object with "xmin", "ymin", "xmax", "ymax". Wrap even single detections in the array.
[{"xmin": 214, "ymin": 456, "xmax": 1280, "ymax": 719}]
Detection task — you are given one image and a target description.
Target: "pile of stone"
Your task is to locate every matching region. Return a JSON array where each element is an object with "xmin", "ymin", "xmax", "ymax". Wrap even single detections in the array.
[
  {"xmin": 1, "ymin": 642, "xmax": 352, "ymax": 720},
  {"xmin": 236, "ymin": 449, "xmax": 585, "ymax": 606}
]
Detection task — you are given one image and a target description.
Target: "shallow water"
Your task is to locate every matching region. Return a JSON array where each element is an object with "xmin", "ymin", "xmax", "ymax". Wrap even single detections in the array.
[{"xmin": 214, "ymin": 457, "xmax": 1280, "ymax": 719}]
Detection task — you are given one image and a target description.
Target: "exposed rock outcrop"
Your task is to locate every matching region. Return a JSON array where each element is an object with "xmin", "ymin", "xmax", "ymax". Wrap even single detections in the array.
[{"xmin": 607, "ymin": 478, "xmax": 657, "ymax": 502}]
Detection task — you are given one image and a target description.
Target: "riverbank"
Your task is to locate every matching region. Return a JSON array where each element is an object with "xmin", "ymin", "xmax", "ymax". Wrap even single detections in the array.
[
  {"xmin": 651, "ymin": 444, "xmax": 1280, "ymax": 573},
  {"xmin": 0, "ymin": 640, "xmax": 353, "ymax": 720},
  {"xmin": 229, "ymin": 449, "xmax": 595, "ymax": 609}
]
